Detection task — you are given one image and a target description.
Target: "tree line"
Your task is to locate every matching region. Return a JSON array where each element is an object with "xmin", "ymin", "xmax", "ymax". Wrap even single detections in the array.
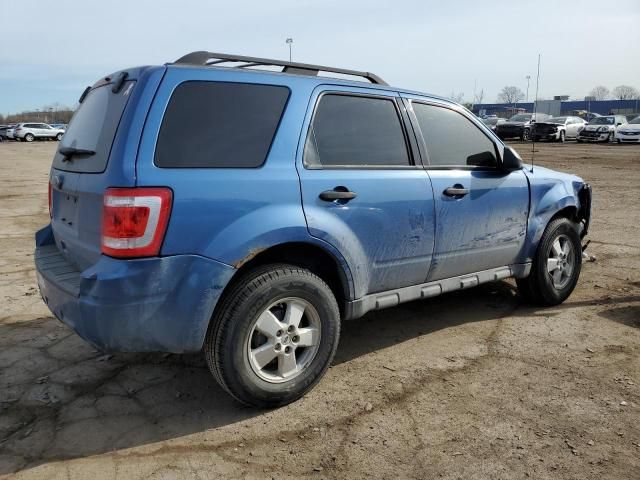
[
  {"xmin": 495, "ymin": 85, "xmax": 639, "ymax": 104},
  {"xmin": 0, "ymin": 105, "xmax": 75, "ymax": 125}
]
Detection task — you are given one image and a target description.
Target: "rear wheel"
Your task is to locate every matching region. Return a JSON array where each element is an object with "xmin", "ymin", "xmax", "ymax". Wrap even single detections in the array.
[
  {"xmin": 517, "ymin": 217, "xmax": 582, "ymax": 306},
  {"xmin": 205, "ymin": 264, "xmax": 340, "ymax": 407},
  {"xmin": 24, "ymin": 133, "xmax": 34, "ymax": 142}
]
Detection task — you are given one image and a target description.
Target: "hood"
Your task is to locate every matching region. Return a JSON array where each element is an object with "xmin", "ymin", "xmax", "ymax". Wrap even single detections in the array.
[
  {"xmin": 583, "ymin": 124, "xmax": 613, "ymax": 131},
  {"xmin": 617, "ymin": 124, "xmax": 640, "ymax": 132},
  {"xmin": 523, "ymin": 164, "xmax": 582, "ymax": 184}
]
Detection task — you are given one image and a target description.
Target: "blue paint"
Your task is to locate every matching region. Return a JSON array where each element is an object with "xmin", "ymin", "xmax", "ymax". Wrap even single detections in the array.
[{"xmin": 35, "ymin": 62, "xmax": 590, "ymax": 353}]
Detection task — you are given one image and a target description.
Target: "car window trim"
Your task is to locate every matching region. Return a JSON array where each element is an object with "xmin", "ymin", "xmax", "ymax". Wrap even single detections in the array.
[
  {"xmin": 302, "ymin": 90, "xmax": 417, "ymax": 170},
  {"xmin": 407, "ymin": 99, "xmax": 501, "ymax": 170}
]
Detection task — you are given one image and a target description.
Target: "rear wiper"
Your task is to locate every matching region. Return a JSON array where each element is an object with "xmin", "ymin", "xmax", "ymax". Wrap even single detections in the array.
[{"xmin": 59, "ymin": 146, "xmax": 96, "ymax": 162}]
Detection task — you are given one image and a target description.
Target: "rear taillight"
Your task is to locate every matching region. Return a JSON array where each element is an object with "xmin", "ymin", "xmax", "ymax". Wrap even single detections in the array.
[
  {"xmin": 101, "ymin": 187, "xmax": 172, "ymax": 258},
  {"xmin": 48, "ymin": 182, "xmax": 52, "ymax": 217}
]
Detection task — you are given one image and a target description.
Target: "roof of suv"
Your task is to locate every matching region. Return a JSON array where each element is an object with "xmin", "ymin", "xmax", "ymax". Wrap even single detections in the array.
[{"xmin": 168, "ymin": 50, "xmax": 453, "ymax": 105}]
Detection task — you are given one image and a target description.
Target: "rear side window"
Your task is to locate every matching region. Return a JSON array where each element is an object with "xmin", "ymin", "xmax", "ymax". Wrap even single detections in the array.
[
  {"xmin": 53, "ymin": 81, "xmax": 135, "ymax": 173},
  {"xmin": 304, "ymin": 94, "xmax": 410, "ymax": 167},
  {"xmin": 155, "ymin": 82, "xmax": 289, "ymax": 168},
  {"xmin": 412, "ymin": 103, "xmax": 497, "ymax": 168}
]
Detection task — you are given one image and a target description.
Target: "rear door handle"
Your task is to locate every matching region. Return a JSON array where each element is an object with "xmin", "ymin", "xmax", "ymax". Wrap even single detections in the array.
[
  {"xmin": 319, "ymin": 188, "xmax": 357, "ymax": 201},
  {"xmin": 443, "ymin": 186, "xmax": 469, "ymax": 197}
]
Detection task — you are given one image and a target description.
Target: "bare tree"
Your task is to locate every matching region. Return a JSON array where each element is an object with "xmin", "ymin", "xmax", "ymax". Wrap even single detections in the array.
[
  {"xmin": 612, "ymin": 85, "xmax": 639, "ymax": 100},
  {"xmin": 474, "ymin": 88, "xmax": 484, "ymax": 106},
  {"xmin": 497, "ymin": 86, "xmax": 525, "ymax": 104},
  {"xmin": 449, "ymin": 91, "xmax": 465, "ymax": 104},
  {"xmin": 589, "ymin": 86, "xmax": 610, "ymax": 100}
]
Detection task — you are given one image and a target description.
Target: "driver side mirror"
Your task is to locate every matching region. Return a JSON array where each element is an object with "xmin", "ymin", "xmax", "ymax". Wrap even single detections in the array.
[{"xmin": 501, "ymin": 146, "xmax": 523, "ymax": 172}]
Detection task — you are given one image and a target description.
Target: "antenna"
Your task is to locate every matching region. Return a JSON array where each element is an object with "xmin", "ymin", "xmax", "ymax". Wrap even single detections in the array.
[{"xmin": 530, "ymin": 54, "xmax": 541, "ymax": 173}]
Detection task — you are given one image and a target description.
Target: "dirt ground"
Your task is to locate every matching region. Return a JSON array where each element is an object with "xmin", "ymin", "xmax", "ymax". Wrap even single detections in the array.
[{"xmin": 0, "ymin": 140, "xmax": 638, "ymax": 479}]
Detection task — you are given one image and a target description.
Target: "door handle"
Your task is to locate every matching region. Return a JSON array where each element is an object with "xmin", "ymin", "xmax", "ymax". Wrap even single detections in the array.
[
  {"xmin": 443, "ymin": 186, "xmax": 469, "ymax": 197},
  {"xmin": 319, "ymin": 188, "xmax": 357, "ymax": 201}
]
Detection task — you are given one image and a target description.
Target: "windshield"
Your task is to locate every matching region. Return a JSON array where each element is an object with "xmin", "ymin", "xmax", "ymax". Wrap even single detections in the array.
[
  {"xmin": 547, "ymin": 117, "xmax": 567, "ymax": 124},
  {"xmin": 53, "ymin": 81, "xmax": 135, "ymax": 173},
  {"xmin": 590, "ymin": 117, "xmax": 614, "ymax": 125},
  {"xmin": 483, "ymin": 118, "xmax": 500, "ymax": 125},
  {"xmin": 509, "ymin": 114, "xmax": 531, "ymax": 122},
  {"xmin": 629, "ymin": 116, "xmax": 640, "ymax": 124}
]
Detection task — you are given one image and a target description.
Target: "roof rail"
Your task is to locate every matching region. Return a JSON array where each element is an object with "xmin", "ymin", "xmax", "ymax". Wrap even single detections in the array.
[{"xmin": 172, "ymin": 51, "xmax": 388, "ymax": 86}]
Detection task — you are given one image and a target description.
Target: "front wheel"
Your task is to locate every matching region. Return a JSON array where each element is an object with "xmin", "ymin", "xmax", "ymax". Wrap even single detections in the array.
[
  {"xmin": 608, "ymin": 132, "xmax": 614, "ymax": 143},
  {"xmin": 56, "ymin": 133, "xmax": 63, "ymax": 141},
  {"xmin": 517, "ymin": 217, "xmax": 582, "ymax": 306},
  {"xmin": 521, "ymin": 129, "xmax": 530, "ymax": 141},
  {"xmin": 559, "ymin": 130, "xmax": 566, "ymax": 143},
  {"xmin": 205, "ymin": 264, "xmax": 340, "ymax": 407}
]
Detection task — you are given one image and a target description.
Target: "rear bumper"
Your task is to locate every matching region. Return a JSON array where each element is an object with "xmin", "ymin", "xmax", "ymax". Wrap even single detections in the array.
[{"xmin": 35, "ymin": 224, "xmax": 236, "ymax": 353}]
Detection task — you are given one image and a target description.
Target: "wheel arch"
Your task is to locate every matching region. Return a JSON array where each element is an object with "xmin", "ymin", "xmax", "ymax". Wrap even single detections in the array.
[{"xmin": 219, "ymin": 241, "xmax": 354, "ymax": 317}]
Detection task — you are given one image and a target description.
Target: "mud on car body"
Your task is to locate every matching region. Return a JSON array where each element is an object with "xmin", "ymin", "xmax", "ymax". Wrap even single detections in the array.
[{"xmin": 35, "ymin": 51, "xmax": 592, "ymax": 407}]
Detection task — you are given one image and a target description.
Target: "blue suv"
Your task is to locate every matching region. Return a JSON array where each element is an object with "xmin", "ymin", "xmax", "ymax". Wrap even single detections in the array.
[{"xmin": 35, "ymin": 51, "xmax": 592, "ymax": 407}]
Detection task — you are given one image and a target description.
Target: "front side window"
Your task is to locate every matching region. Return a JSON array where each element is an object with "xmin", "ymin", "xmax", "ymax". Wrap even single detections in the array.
[
  {"xmin": 155, "ymin": 81, "xmax": 290, "ymax": 168},
  {"xmin": 412, "ymin": 103, "xmax": 497, "ymax": 168},
  {"xmin": 304, "ymin": 94, "xmax": 410, "ymax": 167}
]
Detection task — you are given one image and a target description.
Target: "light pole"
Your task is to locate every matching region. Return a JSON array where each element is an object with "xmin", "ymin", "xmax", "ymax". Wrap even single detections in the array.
[
  {"xmin": 285, "ymin": 38, "xmax": 293, "ymax": 62},
  {"xmin": 525, "ymin": 75, "xmax": 531, "ymax": 103}
]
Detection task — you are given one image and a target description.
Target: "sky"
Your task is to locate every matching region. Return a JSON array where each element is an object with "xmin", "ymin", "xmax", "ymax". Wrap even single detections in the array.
[{"xmin": 1, "ymin": 0, "xmax": 639, "ymax": 114}]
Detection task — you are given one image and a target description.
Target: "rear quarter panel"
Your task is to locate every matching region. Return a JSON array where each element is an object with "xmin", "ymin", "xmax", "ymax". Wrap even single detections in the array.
[{"xmin": 136, "ymin": 68, "xmax": 355, "ymax": 292}]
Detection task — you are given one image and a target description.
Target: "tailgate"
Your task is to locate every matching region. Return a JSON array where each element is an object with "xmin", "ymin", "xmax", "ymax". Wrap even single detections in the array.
[{"xmin": 50, "ymin": 77, "xmax": 137, "ymax": 271}]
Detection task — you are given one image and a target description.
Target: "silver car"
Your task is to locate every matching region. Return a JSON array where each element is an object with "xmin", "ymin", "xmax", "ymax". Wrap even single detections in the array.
[
  {"xmin": 532, "ymin": 116, "xmax": 587, "ymax": 142},
  {"xmin": 13, "ymin": 123, "xmax": 65, "ymax": 142}
]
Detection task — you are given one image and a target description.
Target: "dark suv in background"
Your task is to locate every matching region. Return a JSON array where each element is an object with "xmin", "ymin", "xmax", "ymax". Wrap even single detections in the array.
[{"xmin": 495, "ymin": 112, "xmax": 550, "ymax": 140}]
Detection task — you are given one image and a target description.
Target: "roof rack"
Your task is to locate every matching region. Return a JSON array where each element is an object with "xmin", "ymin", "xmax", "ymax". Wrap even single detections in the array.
[{"xmin": 172, "ymin": 51, "xmax": 388, "ymax": 86}]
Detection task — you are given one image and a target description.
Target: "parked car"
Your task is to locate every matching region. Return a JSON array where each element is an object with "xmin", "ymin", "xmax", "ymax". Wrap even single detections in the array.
[
  {"xmin": 624, "ymin": 114, "xmax": 639, "ymax": 123},
  {"xmin": 2, "ymin": 125, "xmax": 17, "ymax": 140},
  {"xmin": 615, "ymin": 115, "xmax": 640, "ymax": 143},
  {"xmin": 495, "ymin": 113, "xmax": 550, "ymax": 140},
  {"xmin": 577, "ymin": 115, "xmax": 628, "ymax": 143},
  {"xmin": 35, "ymin": 51, "xmax": 592, "ymax": 407},
  {"xmin": 482, "ymin": 117, "xmax": 506, "ymax": 131},
  {"xmin": 531, "ymin": 116, "xmax": 587, "ymax": 142},
  {"xmin": 13, "ymin": 123, "xmax": 65, "ymax": 142},
  {"xmin": 0, "ymin": 125, "xmax": 11, "ymax": 140}
]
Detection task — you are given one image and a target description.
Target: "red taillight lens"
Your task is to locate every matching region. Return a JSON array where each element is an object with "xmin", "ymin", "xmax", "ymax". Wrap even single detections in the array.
[
  {"xmin": 48, "ymin": 182, "xmax": 52, "ymax": 217},
  {"xmin": 101, "ymin": 187, "xmax": 172, "ymax": 258}
]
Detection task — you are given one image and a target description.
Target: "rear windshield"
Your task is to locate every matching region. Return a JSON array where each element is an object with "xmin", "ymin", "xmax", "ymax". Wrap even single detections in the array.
[
  {"xmin": 53, "ymin": 81, "xmax": 135, "ymax": 173},
  {"xmin": 155, "ymin": 81, "xmax": 290, "ymax": 168}
]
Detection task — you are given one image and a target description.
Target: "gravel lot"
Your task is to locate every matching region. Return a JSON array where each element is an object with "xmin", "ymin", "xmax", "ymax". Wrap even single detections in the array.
[{"xmin": 0, "ymin": 141, "xmax": 638, "ymax": 479}]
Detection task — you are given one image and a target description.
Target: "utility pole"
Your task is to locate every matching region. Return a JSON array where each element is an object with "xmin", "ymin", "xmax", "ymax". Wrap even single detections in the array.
[
  {"xmin": 285, "ymin": 38, "xmax": 293, "ymax": 62},
  {"xmin": 525, "ymin": 75, "xmax": 531, "ymax": 102}
]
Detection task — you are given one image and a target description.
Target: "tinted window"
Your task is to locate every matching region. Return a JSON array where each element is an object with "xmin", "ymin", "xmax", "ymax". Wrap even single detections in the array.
[
  {"xmin": 413, "ymin": 103, "xmax": 497, "ymax": 167},
  {"xmin": 53, "ymin": 81, "xmax": 135, "ymax": 173},
  {"xmin": 304, "ymin": 94, "xmax": 410, "ymax": 167},
  {"xmin": 155, "ymin": 82, "xmax": 289, "ymax": 168}
]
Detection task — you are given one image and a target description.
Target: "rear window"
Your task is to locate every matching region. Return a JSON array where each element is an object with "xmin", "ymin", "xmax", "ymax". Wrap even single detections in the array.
[
  {"xmin": 53, "ymin": 81, "xmax": 135, "ymax": 173},
  {"xmin": 155, "ymin": 81, "xmax": 290, "ymax": 168}
]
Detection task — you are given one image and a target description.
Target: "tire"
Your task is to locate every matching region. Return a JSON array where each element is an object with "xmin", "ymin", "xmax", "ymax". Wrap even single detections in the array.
[
  {"xmin": 24, "ymin": 133, "xmax": 34, "ymax": 142},
  {"xmin": 608, "ymin": 132, "xmax": 614, "ymax": 143},
  {"xmin": 517, "ymin": 217, "xmax": 582, "ymax": 306},
  {"xmin": 204, "ymin": 264, "xmax": 340, "ymax": 408},
  {"xmin": 521, "ymin": 129, "xmax": 530, "ymax": 141},
  {"xmin": 617, "ymin": 139, "xmax": 621, "ymax": 144},
  {"xmin": 56, "ymin": 133, "xmax": 63, "ymax": 141},
  {"xmin": 577, "ymin": 139, "xmax": 583, "ymax": 143},
  {"xmin": 559, "ymin": 130, "xmax": 565, "ymax": 143}
]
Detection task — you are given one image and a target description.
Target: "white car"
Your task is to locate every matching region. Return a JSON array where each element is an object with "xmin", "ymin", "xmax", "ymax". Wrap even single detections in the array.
[
  {"xmin": 615, "ymin": 115, "xmax": 640, "ymax": 143},
  {"xmin": 577, "ymin": 115, "xmax": 628, "ymax": 143},
  {"xmin": 13, "ymin": 123, "xmax": 65, "ymax": 142},
  {"xmin": 532, "ymin": 116, "xmax": 587, "ymax": 142}
]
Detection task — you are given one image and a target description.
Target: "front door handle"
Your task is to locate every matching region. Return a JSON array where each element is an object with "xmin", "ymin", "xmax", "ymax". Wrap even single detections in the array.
[
  {"xmin": 319, "ymin": 188, "xmax": 357, "ymax": 201},
  {"xmin": 443, "ymin": 186, "xmax": 469, "ymax": 197}
]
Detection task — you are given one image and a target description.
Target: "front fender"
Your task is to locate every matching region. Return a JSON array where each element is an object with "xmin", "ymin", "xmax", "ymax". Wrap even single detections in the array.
[{"xmin": 521, "ymin": 171, "xmax": 584, "ymax": 261}]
